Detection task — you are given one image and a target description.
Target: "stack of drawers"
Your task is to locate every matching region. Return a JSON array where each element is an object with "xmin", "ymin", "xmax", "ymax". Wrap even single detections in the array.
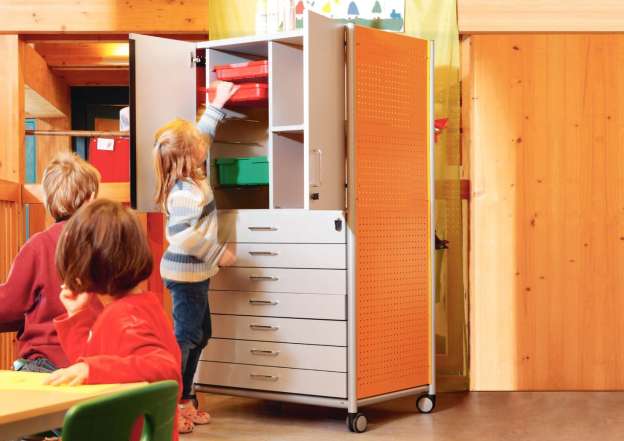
[{"xmin": 196, "ymin": 209, "xmax": 348, "ymax": 398}]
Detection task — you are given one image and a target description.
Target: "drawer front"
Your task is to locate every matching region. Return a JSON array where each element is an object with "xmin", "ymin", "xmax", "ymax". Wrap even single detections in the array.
[
  {"xmin": 210, "ymin": 291, "xmax": 346, "ymax": 320},
  {"xmin": 211, "ymin": 314, "xmax": 346, "ymax": 346},
  {"xmin": 196, "ymin": 361, "xmax": 346, "ymax": 398},
  {"xmin": 201, "ymin": 339, "xmax": 346, "ymax": 372},
  {"xmin": 212, "ymin": 268, "xmax": 346, "ymax": 295},
  {"xmin": 231, "ymin": 243, "xmax": 346, "ymax": 269},
  {"xmin": 218, "ymin": 209, "xmax": 346, "ymax": 243}
]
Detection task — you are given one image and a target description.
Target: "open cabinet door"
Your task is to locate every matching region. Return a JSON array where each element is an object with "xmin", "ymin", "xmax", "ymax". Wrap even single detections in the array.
[
  {"xmin": 304, "ymin": 10, "xmax": 346, "ymax": 210},
  {"xmin": 130, "ymin": 34, "xmax": 197, "ymax": 212},
  {"xmin": 347, "ymin": 25, "xmax": 433, "ymax": 399}
]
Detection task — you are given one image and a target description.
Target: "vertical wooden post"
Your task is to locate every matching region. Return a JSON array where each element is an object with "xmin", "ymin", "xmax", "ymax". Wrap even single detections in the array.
[
  {"xmin": 0, "ymin": 35, "xmax": 25, "ymax": 369},
  {"xmin": 0, "ymin": 35, "xmax": 25, "ymax": 185}
]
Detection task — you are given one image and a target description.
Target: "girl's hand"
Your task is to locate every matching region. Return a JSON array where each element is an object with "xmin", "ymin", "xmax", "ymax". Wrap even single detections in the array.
[
  {"xmin": 209, "ymin": 81, "xmax": 240, "ymax": 109},
  {"xmin": 60, "ymin": 286, "xmax": 91, "ymax": 317},
  {"xmin": 218, "ymin": 245, "xmax": 237, "ymax": 267},
  {"xmin": 44, "ymin": 362, "xmax": 90, "ymax": 386}
]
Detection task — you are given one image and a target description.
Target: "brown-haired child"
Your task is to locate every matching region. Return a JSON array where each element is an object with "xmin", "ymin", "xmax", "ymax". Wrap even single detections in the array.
[
  {"xmin": 0, "ymin": 152, "xmax": 100, "ymax": 372},
  {"xmin": 46, "ymin": 199, "xmax": 182, "ymax": 438}
]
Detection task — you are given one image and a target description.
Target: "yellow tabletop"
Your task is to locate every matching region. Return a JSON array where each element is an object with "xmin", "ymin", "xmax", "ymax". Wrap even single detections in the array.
[{"xmin": 0, "ymin": 370, "xmax": 144, "ymax": 439}]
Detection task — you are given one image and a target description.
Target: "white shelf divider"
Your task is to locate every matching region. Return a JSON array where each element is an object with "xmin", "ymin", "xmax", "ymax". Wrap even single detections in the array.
[{"xmin": 271, "ymin": 124, "xmax": 304, "ymax": 133}]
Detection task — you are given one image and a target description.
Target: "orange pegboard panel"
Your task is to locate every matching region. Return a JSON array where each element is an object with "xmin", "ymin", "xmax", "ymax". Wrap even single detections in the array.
[{"xmin": 354, "ymin": 26, "xmax": 431, "ymax": 399}]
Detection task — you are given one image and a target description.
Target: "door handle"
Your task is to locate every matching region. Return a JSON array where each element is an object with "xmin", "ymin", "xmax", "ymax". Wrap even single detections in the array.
[
  {"xmin": 249, "ymin": 251, "xmax": 279, "ymax": 256},
  {"xmin": 310, "ymin": 148, "xmax": 323, "ymax": 188},
  {"xmin": 249, "ymin": 324, "xmax": 280, "ymax": 331},
  {"xmin": 250, "ymin": 373, "xmax": 279, "ymax": 381},
  {"xmin": 250, "ymin": 349, "xmax": 280, "ymax": 356},
  {"xmin": 249, "ymin": 299, "xmax": 279, "ymax": 306},
  {"xmin": 248, "ymin": 226, "xmax": 278, "ymax": 231},
  {"xmin": 249, "ymin": 275, "xmax": 279, "ymax": 281}
]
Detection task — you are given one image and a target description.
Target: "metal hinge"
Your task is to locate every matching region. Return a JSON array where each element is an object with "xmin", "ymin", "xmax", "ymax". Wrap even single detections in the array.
[{"xmin": 190, "ymin": 52, "xmax": 205, "ymax": 67}]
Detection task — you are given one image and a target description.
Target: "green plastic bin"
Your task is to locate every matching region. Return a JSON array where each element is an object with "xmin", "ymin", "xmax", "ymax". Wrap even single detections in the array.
[{"xmin": 216, "ymin": 156, "xmax": 269, "ymax": 186}]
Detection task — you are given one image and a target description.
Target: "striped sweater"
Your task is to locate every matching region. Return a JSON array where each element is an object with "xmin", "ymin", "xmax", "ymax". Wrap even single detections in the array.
[{"xmin": 160, "ymin": 105, "xmax": 225, "ymax": 283}]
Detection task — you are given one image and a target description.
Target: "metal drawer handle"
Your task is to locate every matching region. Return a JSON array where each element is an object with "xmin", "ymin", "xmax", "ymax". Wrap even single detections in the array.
[
  {"xmin": 250, "ymin": 373, "xmax": 279, "ymax": 381},
  {"xmin": 249, "ymin": 275, "xmax": 279, "ymax": 281},
  {"xmin": 249, "ymin": 324, "xmax": 280, "ymax": 331},
  {"xmin": 249, "ymin": 299, "xmax": 279, "ymax": 306},
  {"xmin": 250, "ymin": 349, "xmax": 280, "ymax": 357},
  {"xmin": 249, "ymin": 251, "xmax": 279, "ymax": 256},
  {"xmin": 248, "ymin": 226, "xmax": 278, "ymax": 232}
]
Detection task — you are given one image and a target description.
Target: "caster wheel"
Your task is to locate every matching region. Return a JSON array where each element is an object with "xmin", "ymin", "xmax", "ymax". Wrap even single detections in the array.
[
  {"xmin": 347, "ymin": 412, "xmax": 368, "ymax": 433},
  {"xmin": 416, "ymin": 394, "xmax": 436, "ymax": 414}
]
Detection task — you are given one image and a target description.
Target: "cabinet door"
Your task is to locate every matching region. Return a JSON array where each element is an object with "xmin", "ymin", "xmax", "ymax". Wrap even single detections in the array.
[
  {"xmin": 129, "ymin": 34, "xmax": 197, "ymax": 212},
  {"xmin": 346, "ymin": 25, "xmax": 433, "ymax": 398},
  {"xmin": 304, "ymin": 10, "xmax": 346, "ymax": 210}
]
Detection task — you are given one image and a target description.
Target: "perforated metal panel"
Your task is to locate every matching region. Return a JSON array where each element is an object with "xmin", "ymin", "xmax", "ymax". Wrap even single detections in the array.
[{"xmin": 353, "ymin": 27, "xmax": 431, "ymax": 399}]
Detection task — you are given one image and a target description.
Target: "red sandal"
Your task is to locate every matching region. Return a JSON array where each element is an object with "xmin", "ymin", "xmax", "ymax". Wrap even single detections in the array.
[{"xmin": 179, "ymin": 401, "xmax": 211, "ymax": 425}]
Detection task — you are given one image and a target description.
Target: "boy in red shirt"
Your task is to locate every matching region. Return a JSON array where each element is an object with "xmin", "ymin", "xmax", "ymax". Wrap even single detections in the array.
[
  {"xmin": 46, "ymin": 199, "xmax": 182, "ymax": 438},
  {"xmin": 0, "ymin": 152, "xmax": 100, "ymax": 372}
]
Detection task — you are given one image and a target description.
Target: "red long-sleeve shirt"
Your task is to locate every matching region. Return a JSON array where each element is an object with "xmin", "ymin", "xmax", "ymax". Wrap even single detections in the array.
[
  {"xmin": 55, "ymin": 291, "xmax": 181, "ymax": 440},
  {"xmin": 0, "ymin": 221, "xmax": 69, "ymax": 368}
]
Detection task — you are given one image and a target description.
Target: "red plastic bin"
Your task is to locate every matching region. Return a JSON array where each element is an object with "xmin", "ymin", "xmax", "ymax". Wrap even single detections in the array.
[
  {"xmin": 214, "ymin": 60, "xmax": 268, "ymax": 82},
  {"xmin": 203, "ymin": 83, "xmax": 268, "ymax": 105}
]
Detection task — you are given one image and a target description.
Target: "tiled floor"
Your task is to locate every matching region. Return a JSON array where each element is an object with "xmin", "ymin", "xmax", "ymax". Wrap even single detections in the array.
[{"xmin": 187, "ymin": 391, "xmax": 624, "ymax": 440}]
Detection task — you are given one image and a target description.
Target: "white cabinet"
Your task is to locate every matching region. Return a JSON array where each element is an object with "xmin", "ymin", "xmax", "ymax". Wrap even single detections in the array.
[{"xmin": 130, "ymin": 9, "xmax": 434, "ymax": 429}]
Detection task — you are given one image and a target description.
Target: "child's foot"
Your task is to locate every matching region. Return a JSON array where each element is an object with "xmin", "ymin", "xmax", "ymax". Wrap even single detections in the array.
[
  {"xmin": 178, "ymin": 412, "xmax": 194, "ymax": 434},
  {"xmin": 180, "ymin": 400, "xmax": 211, "ymax": 425}
]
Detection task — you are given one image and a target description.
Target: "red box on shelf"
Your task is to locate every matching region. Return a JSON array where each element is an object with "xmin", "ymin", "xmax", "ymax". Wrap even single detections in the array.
[
  {"xmin": 88, "ymin": 137, "xmax": 130, "ymax": 182},
  {"xmin": 214, "ymin": 60, "xmax": 268, "ymax": 82},
  {"xmin": 202, "ymin": 83, "xmax": 268, "ymax": 105}
]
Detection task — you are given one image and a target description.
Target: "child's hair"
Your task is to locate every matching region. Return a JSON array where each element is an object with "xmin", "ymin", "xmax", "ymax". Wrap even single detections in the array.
[
  {"xmin": 153, "ymin": 118, "xmax": 207, "ymax": 209},
  {"xmin": 56, "ymin": 199, "xmax": 153, "ymax": 296},
  {"xmin": 41, "ymin": 152, "xmax": 101, "ymax": 222}
]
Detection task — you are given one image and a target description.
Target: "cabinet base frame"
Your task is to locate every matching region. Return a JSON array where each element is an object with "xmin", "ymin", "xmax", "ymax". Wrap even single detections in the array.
[{"xmin": 194, "ymin": 384, "xmax": 432, "ymax": 411}]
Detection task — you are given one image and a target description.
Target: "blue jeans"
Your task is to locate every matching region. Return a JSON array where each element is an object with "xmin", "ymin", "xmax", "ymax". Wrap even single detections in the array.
[{"xmin": 165, "ymin": 278, "xmax": 211, "ymax": 400}]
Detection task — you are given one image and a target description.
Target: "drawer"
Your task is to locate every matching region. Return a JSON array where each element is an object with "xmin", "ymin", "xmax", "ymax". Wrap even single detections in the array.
[
  {"xmin": 201, "ymin": 339, "xmax": 346, "ymax": 372},
  {"xmin": 230, "ymin": 243, "xmax": 346, "ymax": 269},
  {"xmin": 211, "ymin": 314, "xmax": 346, "ymax": 346},
  {"xmin": 210, "ymin": 291, "xmax": 346, "ymax": 320},
  {"xmin": 218, "ymin": 209, "xmax": 346, "ymax": 243},
  {"xmin": 196, "ymin": 361, "xmax": 346, "ymax": 398},
  {"xmin": 211, "ymin": 267, "xmax": 346, "ymax": 295}
]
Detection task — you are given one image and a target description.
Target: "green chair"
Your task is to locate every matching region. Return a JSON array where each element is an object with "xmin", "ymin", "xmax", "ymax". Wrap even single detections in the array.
[{"xmin": 62, "ymin": 380, "xmax": 178, "ymax": 441}]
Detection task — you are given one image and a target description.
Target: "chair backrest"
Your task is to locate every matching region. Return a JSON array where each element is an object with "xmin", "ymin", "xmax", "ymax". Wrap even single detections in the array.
[{"xmin": 62, "ymin": 380, "xmax": 178, "ymax": 441}]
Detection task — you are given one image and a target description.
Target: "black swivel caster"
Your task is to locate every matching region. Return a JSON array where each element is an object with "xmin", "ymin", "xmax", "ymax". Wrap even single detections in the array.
[
  {"xmin": 416, "ymin": 393, "xmax": 436, "ymax": 414},
  {"xmin": 347, "ymin": 412, "xmax": 368, "ymax": 433}
]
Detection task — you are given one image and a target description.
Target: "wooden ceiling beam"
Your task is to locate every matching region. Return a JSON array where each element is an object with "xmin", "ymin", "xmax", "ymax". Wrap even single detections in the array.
[
  {"xmin": 0, "ymin": 1, "xmax": 209, "ymax": 33},
  {"xmin": 53, "ymin": 69, "xmax": 129, "ymax": 86},
  {"xmin": 458, "ymin": 0, "xmax": 624, "ymax": 32},
  {"xmin": 34, "ymin": 42, "xmax": 129, "ymax": 68},
  {"xmin": 21, "ymin": 33, "xmax": 209, "ymax": 43}
]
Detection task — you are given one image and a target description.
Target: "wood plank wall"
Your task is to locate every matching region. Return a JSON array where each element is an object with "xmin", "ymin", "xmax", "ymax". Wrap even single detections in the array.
[
  {"xmin": 458, "ymin": 0, "xmax": 624, "ymax": 32},
  {"xmin": 0, "ymin": 0, "xmax": 210, "ymax": 33},
  {"xmin": 467, "ymin": 34, "xmax": 624, "ymax": 390},
  {"xmin": 0, "ymin": 182, "xmax": 22, "ymax": 369}
]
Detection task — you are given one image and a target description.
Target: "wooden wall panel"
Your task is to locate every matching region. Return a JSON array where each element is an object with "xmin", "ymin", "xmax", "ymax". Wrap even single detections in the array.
[
  {"xmin": 458, "ymin": 0, "xmax": 624, "ymax": 32},
  {"xmin": 0, "ymin": 0, "xmax": 209, "ymax": 33},
  {"xmin": 0, "ymin": 198, "xmax": 21, "ymax": 370},
  {"xmin": 23, "ymin": 43, "xmax": 70, "ymax": 117},
  {"xmin": 469, "ymin": 34, "xmax": 624, "ymax": 390},
  {"xmin": 35, "ymin": 118, "xmax": 71, "ymax": 183},
  {"xmin": 0, "ymin": 36, "xmax": 24, "ymax": 182}
]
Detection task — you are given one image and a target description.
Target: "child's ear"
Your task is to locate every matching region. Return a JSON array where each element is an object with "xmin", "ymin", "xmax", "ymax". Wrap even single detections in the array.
[{"xmin": 89, "ymin": 192, "xmax": 97, "ymax": 202}]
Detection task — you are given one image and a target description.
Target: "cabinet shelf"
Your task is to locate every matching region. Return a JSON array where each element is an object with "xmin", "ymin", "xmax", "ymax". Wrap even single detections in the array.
[
  {"xmin": 215, "ymin": 185, "xmax": 269, "ymax": 190},
  {"xmin": 271, "ymin": 124, "xmax": 304, "ymax": 133}
]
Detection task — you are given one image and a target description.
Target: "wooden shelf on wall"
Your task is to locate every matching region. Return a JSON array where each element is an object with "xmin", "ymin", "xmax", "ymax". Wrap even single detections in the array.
[{"xmin": 22, "ymin": 182, "xmax": 130, "ymax": 205}]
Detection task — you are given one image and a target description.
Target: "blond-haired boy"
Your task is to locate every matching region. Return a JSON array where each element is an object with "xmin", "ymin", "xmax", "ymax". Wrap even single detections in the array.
[{"xmin": 0, "ymin": 152, "xmax": 100, "ymax": 372}]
